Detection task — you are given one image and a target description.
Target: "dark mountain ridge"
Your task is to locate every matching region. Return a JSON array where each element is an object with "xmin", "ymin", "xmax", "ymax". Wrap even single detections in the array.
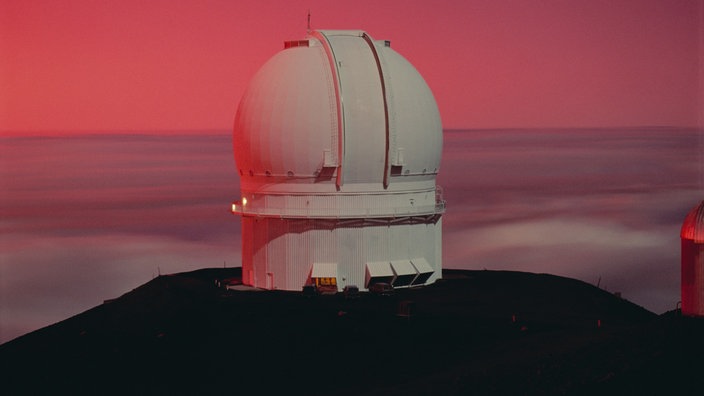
[{"xmin": 1, "ymin": 268, "xmax": 701, "ymax": 395}]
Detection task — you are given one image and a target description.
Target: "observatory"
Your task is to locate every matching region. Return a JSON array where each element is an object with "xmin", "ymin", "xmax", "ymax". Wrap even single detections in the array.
[
  {"xmin": 231, "ymin": 30, "xmax": 444, "ymax": 292},
  {"xmin": 681, "ymin": 200, "xmax": 704, "ymax": 316}
]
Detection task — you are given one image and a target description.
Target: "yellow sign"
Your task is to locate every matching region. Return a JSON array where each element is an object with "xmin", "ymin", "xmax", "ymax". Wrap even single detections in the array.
[{"xmin": 315, "ymin": 277, "xmax": 337, "ymax": 286}]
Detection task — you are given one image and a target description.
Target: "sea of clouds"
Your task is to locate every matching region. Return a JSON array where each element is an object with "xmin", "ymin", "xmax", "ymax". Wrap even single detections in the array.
[{"xmin": 0, "ymin": 128, "xmax": 701, "ymax": 343}]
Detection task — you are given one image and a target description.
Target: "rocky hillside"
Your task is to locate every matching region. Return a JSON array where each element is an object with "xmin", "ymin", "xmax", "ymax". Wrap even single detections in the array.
[{"xmin": 1, "ymin": 268, "xmax": 701, "ymax": 395}]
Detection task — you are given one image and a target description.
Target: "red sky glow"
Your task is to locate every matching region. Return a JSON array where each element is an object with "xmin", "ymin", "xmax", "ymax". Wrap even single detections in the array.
[{"xmin": 1, "ymin": 0, "xmax": 703, "ymax": 133}]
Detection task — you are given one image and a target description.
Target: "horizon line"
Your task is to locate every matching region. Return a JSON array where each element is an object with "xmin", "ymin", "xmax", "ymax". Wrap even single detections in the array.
[{"xmin": 1, "ymin": 124, "xmax": 702, "ymax": 138}]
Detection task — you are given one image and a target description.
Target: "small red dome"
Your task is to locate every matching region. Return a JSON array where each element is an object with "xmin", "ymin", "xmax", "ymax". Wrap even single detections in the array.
[{"xmin": 681, "ymin": 201, "xmax": 704, "ymax": 243}]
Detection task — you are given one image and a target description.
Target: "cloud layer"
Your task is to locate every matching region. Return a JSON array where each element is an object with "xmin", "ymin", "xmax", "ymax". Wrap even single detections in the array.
[
  {"xmin": 1, "ymin": 128, "xmax": 702, "ymax": 342},
  {"xmin": 439, "ymin": 128, "xmax": 703, "ymax": 314}
]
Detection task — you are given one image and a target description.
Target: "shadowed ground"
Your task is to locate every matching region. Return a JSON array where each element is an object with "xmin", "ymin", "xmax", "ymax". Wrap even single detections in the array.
[{"xmin": 1, "ymin": 268, "xmax": 701, "ymax": 395}]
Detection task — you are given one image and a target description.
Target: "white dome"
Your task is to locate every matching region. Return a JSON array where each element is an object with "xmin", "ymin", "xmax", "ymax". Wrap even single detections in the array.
[
  {"xmin": 233, "ymin": 30, "xmax": 443, "ymax": 218},
  {"xmin": 234, "ymin": 31, "xmax": 442, "ymax": 192}
]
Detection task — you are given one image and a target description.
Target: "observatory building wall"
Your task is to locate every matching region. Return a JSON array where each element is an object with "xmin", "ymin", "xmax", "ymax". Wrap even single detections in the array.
[
  {"xmin": 241, "ymin": 217, "xmax": 442, "ymax": 290},
  {"xmin": 681, "ymin": 239, "xmax": 704, "ymax": 315}
]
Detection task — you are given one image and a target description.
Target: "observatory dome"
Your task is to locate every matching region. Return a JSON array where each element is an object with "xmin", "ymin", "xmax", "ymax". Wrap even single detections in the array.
[
  {"xmin": 233, "ymin": 30, "xmax": 442, "ymax": 218},
  {"xmin": 231, "ymin": 30, "xmax": 444, "ymax": 293},
  {"xmin": 681, "ymin": 201, "xmax": 704, "ymax": 243}
]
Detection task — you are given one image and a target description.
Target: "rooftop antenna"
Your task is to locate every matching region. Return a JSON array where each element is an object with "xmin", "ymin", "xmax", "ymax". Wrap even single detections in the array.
[{"xmin": 307, "ymin": 9, "xmax": 311, "ymax": 34}]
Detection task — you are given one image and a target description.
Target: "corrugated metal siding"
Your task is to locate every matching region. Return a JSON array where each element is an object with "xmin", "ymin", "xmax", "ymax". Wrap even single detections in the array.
[
  {"xmin": 433, "ymin": 218, "xmax": 443, "ymax": 282},
  {"xmin": 266, "ymin": 219, "xmax": 286, "ymax": 289},
  {"xmin": 241, "ymin": 218, "xmax": 254, "ymax": 286},
  {"xmin": 332, "ymin": 224, "xmax": 355, "ymax": 289},
  {"xmin": 252, "ymin": 218, "xmax": 268, "ymax": 288},
  {"xmin": 288, "ymin": 220, "xmax": 313, "ymax": 289},
  {"xmin": 682, "ymin": 240, "xmax": 704, "ymax": 316},
  {"xmin": 389, "ymin": 221, "xmax": 410, "ymax": 258},
  {"xmin": 363, "ymin": 223, "xmax": 387, "ymax": 264},
  {"xmin": 242, "ymin": 216, "xmax": 442, "ymax": 291}
]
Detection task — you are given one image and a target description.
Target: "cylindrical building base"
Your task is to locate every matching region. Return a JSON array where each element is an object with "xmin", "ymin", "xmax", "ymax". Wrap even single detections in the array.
[
  {"xmin": 682, "ymin": 239, "xmax": 704, "ymax": 316},
  {"xmin": 241, "ymin": 216, "xmax": 442, "ymax": 291}
]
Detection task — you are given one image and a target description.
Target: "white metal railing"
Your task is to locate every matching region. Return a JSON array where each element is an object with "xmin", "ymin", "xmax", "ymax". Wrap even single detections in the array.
[{"xmin": 232, "ymin": 186, "xmax": 447, "ymax": 218}]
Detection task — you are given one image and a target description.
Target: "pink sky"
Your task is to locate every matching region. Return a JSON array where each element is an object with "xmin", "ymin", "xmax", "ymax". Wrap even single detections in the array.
[{"xmin": 1, "ymin": 0, "xmax": 702, "ymax": 133}]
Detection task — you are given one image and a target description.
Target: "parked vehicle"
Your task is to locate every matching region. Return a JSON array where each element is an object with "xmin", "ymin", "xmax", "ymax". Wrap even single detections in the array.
[
  {"xmin": 343, "ymin": 285, "xmax": 360, "ymax": 299},
  {"xmin": 368, "ymin": 282, "xmax": 394, "ymax": 296}
]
